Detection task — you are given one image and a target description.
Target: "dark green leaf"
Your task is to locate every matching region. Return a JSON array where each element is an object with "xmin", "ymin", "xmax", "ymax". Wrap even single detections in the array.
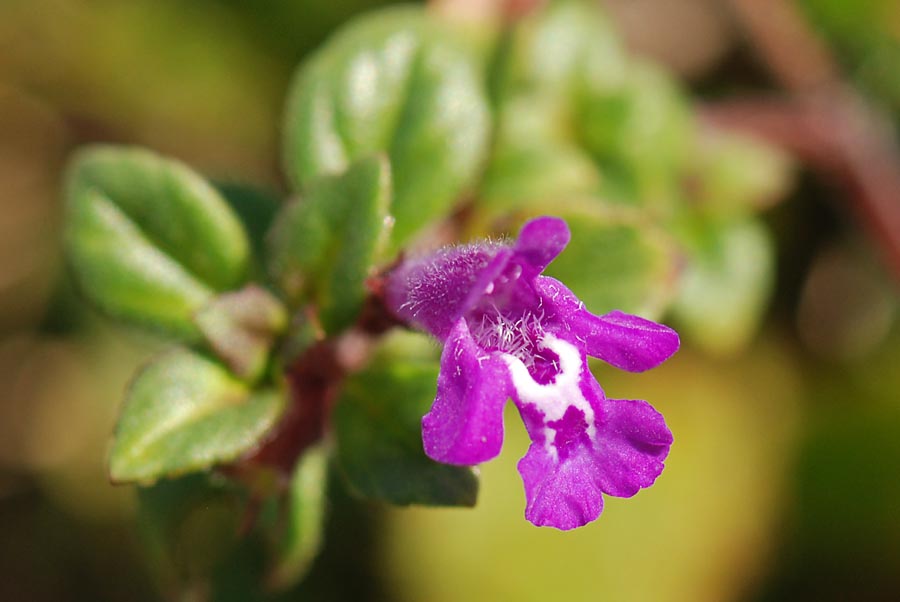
[
  {"xmin": 267, "ymin": 155, "xmax": 391, "ymax": 333},
  {"xmin": 267, "ymin": 445, "xmax": 328, "ymax": 591},
  {"xmin": 194, "ymin": 285, "xmax": 289, "ymax": 382},
  {"xmin": 334, "ymin": 350, "xmax": 478, "ymax": 507},
  {"xmin": 109, "ymin": 348, "xmax": 286, "ymax": 484},
  {"xmin": 65, "ymin": 146, "xmax": 250, "ymax": 338},
  {"xmin": 137, "ymin": 474, "xmax": 246, "ymax": 586},
  {"xmin": 215, "ymin": 181, "xmax": 282, "ymax": 266},
  {"xmin": 283, "ymin": 6, "xmax": 491, "ymax": 246}
]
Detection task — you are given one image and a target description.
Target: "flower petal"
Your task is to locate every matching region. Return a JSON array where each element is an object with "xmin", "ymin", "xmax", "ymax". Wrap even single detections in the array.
[
  {"xmin": 504, "ymin": 332, "xmax": 606, "ymax": 530},
  {"xmin": 536, "ymin": 276, "xmax": 680, "ymax": 371},
  {"xmin": 517, "ymin": 397, "xmax": 671, "ymax": 529},
  {"xmin": 459, "ymin": 248, "xmax": 514, "ymax": 323},
  {"xmin": 586, "ymin": 310, "xmax": 680, "ymax": 372},
  {"xmin": 422, "ymin": 318, "xmax": 510, "ymax": 465},
  {"xmin": 594, "ymin": 398, "xmax": 672, "ymax": 498},
  {"xmin": 518, "ymin": 443, "xmax": 605, "ymax": 530},
  {"xmin": 512, "ymin": 216, "xmax": 571, "ymax": 277},
  {"xmin": 385, "ymin": 243, "xmax": 506, "ymax": 340}
]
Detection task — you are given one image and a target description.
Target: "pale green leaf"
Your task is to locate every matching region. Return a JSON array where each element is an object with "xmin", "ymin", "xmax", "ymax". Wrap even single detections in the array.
[{"xmin": 109, "ymin": 348, "xmax": 286, "ymax": 483}]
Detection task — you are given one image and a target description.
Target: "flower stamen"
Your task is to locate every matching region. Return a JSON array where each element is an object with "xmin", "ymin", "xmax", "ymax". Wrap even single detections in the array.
[{"xmin": 469, "ymin": 308, "xmax": 544, "ymax": 367}]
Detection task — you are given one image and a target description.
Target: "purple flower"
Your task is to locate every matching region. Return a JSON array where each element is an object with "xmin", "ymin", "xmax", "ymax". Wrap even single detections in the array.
[{"xmin": 385, "ymin": 217, "xmax": 678, "ymax": 530}]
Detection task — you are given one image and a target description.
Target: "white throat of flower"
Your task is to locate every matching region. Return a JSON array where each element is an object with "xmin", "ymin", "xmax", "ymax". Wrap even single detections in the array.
[{"xmin": 502, "ymin": 333, "xmax": 597, "ymax": 461}]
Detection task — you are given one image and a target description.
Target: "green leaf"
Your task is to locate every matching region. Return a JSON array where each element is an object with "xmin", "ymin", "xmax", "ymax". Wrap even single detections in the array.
[
  {"xmin": 480, "ymin": 94, "xmax": 601, "ymax": 213},
  {"xmin": 214, "ymin": 181, "xmax": 281, "ymax": 268},
  {"xmin": 510, "ymin": 0, "xmax": 626, "ymax": 99},
  {"xmin": 670, "ymin": 216, "xmax": 775, "ymax": 354},
  {"xmin": 109, "ymin": 348, "xmax": 286, "ymax": 484},
  {"xmin": 543, "ymin": 207, "xmax": 680, "ymax": 319},
  {"xmin": 137, "ymin": 474, "xmax": 246, "ymax": 586},
  {"xmin": 334, "ymin": 351, "xmax": 478, "ymax": 507},
  {"xmin": 267, "ymin": 445, "xmax": 328, "ymax": 591},
  {"xmin": 490, "ymin": 3, "xmax": 692, "ymax": 210},
  {"xmin": 479, "ymin": 0, "xmax": 624, "ymax": 213},
  {"xmin": 688, "ymin": 129, "xmax": 794, "ymax": 217},
  {"xmin": 65, "ymin": 145, "xmax": 250, "ymax": 338},
  {"xmin": 481, "ymin": 139, "xmax": 599, "ymax": 213},
  {"xmin": 579, "ymin": 62, "xmax": 694, "ymax": 207},
  {"xmin": 194, "ymin": 285, "xmax": 289, "ymax": 382},
  {"xmin": 283, "ymin": 6, "xmax": 491, "ymax": 246},
  {"xmin": 267, "ymin": 155, "xmax": 391, "ymax": 334}
]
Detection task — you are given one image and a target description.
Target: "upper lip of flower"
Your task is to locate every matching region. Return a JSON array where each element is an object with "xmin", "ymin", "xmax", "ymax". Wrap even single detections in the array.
[{"xmin": 384, "ymin": 216, "xmax": 679, "ymax": 530}]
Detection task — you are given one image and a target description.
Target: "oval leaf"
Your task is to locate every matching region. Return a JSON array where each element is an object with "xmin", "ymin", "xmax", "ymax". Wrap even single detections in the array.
[
  {"xmin": 267, "ymin": 444, "xmax": 328, "ymax": 591},
  {"xmin": 65, "ymin": 145, "xmax": 250, "ymax": 338},
  {"xmin": 283, "ymin": 6, "xmax": 490, "ymax": 246},
  {"xmin": 498, "ymin": 3, "xmax": 691, "ymax": 209},
  {"xmin": 109, "ymin": 349, "xmax": 286, "ymax": 484}
]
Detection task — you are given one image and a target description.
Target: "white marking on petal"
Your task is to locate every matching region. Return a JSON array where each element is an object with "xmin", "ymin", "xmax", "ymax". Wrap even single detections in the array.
[{"xmin": 502, "ymin": 333, "xmax": 596, "ymax": 461}]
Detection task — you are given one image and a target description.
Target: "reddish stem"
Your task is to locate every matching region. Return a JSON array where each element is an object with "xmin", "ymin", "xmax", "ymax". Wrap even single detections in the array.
[
  {"xmin": 703, "ymin": 95, "xmax": 900, "ymax": 282},
  {"xmin": 232, "ymin": 280, "xmax": 404, "ymax": 487},
  {"xmin": 716, "ymin": 0, "xmax": 900, "ymax": 281}
]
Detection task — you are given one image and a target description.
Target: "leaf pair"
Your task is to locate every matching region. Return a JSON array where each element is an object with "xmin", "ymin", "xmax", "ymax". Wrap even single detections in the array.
[
  {"xmin": 64, "ymin": 147, "xmax": 288, "ymax": 484},
  {"xmin": 65, "ymin": 146, "xmax": 250, "ymax": 340}
]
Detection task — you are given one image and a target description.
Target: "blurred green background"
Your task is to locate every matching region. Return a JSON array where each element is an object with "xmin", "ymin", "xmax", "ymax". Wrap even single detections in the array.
[{"xmin": 1, "ymin": 0, "xmax": 899, "ymax": 600}]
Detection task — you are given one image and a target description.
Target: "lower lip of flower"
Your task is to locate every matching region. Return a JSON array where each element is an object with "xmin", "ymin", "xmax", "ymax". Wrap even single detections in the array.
[{"xmin": 502, "ymin": 333, "xmax": 597, "ymax": 462}]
